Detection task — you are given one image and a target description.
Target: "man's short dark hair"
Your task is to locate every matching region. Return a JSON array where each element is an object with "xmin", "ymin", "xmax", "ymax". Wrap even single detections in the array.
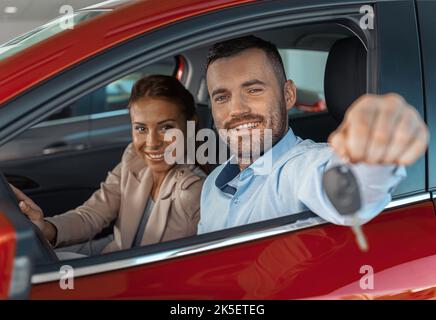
[{"xmin": 206, "ymin": 35, "xmax": 287, "ymax": 85}]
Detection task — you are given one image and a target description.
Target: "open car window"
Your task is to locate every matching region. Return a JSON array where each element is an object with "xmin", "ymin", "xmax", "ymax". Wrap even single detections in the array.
[{"xmin": 23, "ymin": 22, "xmax": 359, "ymax": 269}]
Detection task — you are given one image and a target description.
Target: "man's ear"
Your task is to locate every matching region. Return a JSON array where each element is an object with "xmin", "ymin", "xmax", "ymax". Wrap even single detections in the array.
[{"xmin": 283, "ymin": 79, "xmax": 297, "ymax": 111}]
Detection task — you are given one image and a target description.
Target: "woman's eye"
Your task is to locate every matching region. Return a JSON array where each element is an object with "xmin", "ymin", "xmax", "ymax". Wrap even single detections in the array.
[
  {"xmin": 160, "ymin": 125, "xmax": 174, "ymax": 132},
  {"xmin": 135, "ymin": 126, "xmax": 147, "ymax": 133}
]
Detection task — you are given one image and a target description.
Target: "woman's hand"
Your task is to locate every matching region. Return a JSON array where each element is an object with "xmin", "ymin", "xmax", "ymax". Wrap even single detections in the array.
[{"xmin": 9, "ymin": 183, "xmax": 57, "ymax": 244}]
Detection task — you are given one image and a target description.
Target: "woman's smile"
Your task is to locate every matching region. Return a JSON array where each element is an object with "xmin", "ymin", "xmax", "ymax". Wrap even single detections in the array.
[{"xmin": 144, "ymin": 151, "xmax": 166, "ymax": 161}]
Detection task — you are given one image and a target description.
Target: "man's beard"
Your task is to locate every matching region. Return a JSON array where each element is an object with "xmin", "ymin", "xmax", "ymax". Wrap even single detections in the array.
[{"xmin": 219, "ymin": 103, "xmax": 288, "ymax": 166}]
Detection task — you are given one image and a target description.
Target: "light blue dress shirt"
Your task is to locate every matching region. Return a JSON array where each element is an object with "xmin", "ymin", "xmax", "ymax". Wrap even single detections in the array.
[{"xmin": 198, "ymin": 128, "xmax": 406, "ymax": 234}]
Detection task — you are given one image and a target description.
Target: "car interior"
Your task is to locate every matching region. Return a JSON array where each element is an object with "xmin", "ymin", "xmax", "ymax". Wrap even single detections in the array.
[{"xmin": 0, "ymin": 21, "xmax": 367, "ymax": 266}]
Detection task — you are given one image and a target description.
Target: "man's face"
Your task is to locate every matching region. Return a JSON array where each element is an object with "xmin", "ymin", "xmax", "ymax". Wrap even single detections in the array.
[{"xmin": 206, "ymin": 48, "xmax": 295, "ymax": 165}]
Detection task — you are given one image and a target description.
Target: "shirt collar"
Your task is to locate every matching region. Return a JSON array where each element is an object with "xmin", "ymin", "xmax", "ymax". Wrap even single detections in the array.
[
  {"xmin": 250, "ymin": 128, "xmax": 297, "ymax": 175},
  {"xmin": 215, "ymin": 161, "xmax": 239, "ymax": 192},
  {"xmin": 215, "ymin": 128, "xmax": 297, "ymax": 191}
]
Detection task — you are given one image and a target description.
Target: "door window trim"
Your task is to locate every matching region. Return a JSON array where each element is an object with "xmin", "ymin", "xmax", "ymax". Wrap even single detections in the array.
[{"xmin": 33, "ymin": 109, "xmax": 130, "ymax": 129}]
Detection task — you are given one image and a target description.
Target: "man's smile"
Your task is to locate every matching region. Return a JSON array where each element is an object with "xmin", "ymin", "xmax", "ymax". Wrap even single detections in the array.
[{"xmin": 228, "ymin": 121, "xmax": 262, "ymax": 134}]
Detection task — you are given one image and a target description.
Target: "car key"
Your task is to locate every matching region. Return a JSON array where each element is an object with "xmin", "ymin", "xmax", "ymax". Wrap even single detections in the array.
[{"xmin": 322, "ymin": 163, "xmax": 369, "ymax": 252}]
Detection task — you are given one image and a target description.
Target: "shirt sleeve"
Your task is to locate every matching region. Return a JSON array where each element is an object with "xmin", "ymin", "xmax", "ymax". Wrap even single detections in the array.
[{"xmin": 296, "ymin": 146, "xmax": 407, "ymax": 226}]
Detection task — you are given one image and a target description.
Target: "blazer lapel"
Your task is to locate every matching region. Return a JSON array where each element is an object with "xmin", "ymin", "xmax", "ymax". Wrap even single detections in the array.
[
  {"xmin": 140, "ymin": 166, "xmax": 179, "ymax": 246},
  {"xmin": 120, "ymin": 166, "xmax": 153, "ymax": 249}
]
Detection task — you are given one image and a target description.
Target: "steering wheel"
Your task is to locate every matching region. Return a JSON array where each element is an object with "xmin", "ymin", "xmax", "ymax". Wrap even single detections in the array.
[
  {"xmin": 0, "ymin": 171, "xmax": 59, "ymax": 263},
  {"xmin": 29, "ymin": 218, "xmax": 59, "ymax": 263}
]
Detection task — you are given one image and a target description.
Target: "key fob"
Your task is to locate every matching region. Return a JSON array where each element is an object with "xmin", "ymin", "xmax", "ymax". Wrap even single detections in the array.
[{"xmin": 322, "ymin": 164, "xmax": 361, "ymax": 216}]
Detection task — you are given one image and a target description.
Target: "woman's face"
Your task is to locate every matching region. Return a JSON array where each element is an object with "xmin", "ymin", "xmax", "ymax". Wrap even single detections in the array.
[{"xmin": 130, "ymin": 97, "xmax": 188, "ymax": 174}]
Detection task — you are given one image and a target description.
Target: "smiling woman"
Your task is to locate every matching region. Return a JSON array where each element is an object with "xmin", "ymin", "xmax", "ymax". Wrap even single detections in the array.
[{"xmin": 10, "ymin": 75, "xmax": 206, "ymax": 258}]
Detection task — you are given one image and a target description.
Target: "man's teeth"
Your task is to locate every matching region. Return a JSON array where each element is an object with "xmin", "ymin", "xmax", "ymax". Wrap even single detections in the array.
[
  {"xmin": 231, "ymin": 122, "xmax": 261, "ymax": 132},
  {"xmin": 146, "ymin": 153, "xmax": 164, "ymax": 159}
]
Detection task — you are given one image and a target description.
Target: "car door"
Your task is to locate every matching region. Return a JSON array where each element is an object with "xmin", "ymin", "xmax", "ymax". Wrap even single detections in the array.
[
  {"xmin": 11, "ymin": 0, "xmax": 432, "ymax": 300},
  {"xmin": 0, "ymin": 101, "xmax": 99, "ymax": 218},
  {"xmin": 0, "ymin": 170, "xmax": 58, "ymax": 300}
]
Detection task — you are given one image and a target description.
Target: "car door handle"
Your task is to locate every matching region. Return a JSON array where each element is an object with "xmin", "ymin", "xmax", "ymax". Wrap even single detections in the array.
[
  {"xmin": 42, "ymin": 142, "xmax": 86, "ymax": 155},
  {"xmin": 6, "ymin": 175, "xmax": 39, "ymax": 190}
]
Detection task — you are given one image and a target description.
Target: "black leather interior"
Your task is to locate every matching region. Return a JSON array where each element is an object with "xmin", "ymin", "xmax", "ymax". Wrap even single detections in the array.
[{"xmin": 324, "ymin": 36, "xmax": 367, "ymax": 123}]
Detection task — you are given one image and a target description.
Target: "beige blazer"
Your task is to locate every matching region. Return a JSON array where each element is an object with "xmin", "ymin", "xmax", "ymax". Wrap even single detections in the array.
[{"xmin": 46, "ymin": 143, "xmax": 205, "ymax": 254}]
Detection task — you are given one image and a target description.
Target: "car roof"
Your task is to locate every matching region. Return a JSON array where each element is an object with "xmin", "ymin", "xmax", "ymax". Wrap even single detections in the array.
[
  {"xmin": 0, "ymin": 0, "xmax": 254, "ymax": 106},
  {"xmin": 80, "ymin": 0, "xmax": 134, "ymax": 11}
]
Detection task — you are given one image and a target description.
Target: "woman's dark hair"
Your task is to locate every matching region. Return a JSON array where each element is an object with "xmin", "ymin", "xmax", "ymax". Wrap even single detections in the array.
[{"xmin": 128, "ymin": 75, "xmax": 196, "ymax": 120}]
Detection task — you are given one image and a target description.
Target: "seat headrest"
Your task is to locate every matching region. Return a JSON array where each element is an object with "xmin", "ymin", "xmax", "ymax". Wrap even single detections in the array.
[{"xmin": 324, "ymin": 37, "xmax": 367, "ymax": 123}]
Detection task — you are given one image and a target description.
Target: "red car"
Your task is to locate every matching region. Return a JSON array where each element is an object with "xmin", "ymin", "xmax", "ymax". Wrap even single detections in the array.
[{"xmin": 1, "ymin": 0, "xmax": 436, "ymax": 300}]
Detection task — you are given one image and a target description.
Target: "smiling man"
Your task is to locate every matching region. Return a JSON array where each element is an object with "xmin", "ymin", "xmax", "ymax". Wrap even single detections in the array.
[{"xmin": 198, "ymin": 35, "xmax": 429, "ymax": 234}]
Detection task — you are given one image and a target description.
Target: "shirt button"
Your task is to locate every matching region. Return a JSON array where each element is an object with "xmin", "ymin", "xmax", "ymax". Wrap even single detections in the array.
[{"xmin": 233, "ymin": 197, "xmax": 239, "ymax": 204}]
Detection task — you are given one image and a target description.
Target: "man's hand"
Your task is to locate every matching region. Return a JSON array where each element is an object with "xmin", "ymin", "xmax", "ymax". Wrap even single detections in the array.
[{"xmin": 328, "ymin": 93, "xmax": 429, "ymax": 165}]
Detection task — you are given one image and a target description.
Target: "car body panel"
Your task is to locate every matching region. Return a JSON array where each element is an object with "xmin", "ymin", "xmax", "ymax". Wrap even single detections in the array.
[
  {"xmin": 0, "ymin": 213, "xmax": 16, "ymax": 299},
  {"xmin": 29, "ymin": 202, "xmax": 436, "ymax": 299}
]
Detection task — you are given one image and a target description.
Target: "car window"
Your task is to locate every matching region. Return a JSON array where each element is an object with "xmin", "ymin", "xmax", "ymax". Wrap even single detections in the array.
[
  {"xmin": 0, "ymin": 57, "xmax": 177, "ymax": 162},
  {"xmin": 100, "ymin": 58, "xmax": 177, "ymax": 114},
  {"xmin": 47, "ymin": 57, "xmax": 176, "ymax": 121},
  {"xmin": 279, "ymin": 49, "xmax": 328, "ymax": 116}
]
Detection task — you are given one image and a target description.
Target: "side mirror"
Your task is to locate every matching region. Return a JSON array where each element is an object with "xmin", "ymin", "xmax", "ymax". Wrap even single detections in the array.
[
  {"xmin": 0, "ymin": 214, "xmax": 32, "ymax": 300},
  {"xmin": 0, "ymin": 172, "xmax": 33, "ymax": 300},
  {"xmin": 0, "ymin": 214, "xmax": 16, "ymax": 299}
]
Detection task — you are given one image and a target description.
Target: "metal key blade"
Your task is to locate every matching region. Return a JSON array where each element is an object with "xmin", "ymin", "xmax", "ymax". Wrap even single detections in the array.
[
  {"xmin": 352, "ymin": 217, "xmax": 368, "ymax": 252},
  {"xmin": 323, "ymin": 164, "xmax": 369, "ymax": 252}
]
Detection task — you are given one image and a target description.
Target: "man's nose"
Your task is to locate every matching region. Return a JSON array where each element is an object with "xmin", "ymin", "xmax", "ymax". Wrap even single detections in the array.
[{"xmin": 228, "ymin": 94, "xmax": 251, "ymax": 117}]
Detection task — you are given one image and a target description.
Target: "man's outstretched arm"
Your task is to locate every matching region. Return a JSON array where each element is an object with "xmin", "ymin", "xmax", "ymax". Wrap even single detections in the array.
[{"xmin": 299, "ymin": 93, "xmax": 428, "ymax": 225}]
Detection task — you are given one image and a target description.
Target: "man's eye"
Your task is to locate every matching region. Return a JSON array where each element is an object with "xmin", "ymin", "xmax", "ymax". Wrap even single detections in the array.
[
  {"xmin": 215, "ymin": 95, "xmax": 228, "ymax": 103},
  {"xmin": 248, "ymin": 88, "xmax": 263, "ymax": 94}
]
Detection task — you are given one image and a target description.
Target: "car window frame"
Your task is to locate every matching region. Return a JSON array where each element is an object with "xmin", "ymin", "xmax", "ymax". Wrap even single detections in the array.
[
  {"xmin": 0, "ymin": 0, "xmax": 428, "ymax": 284},
  {"xmin": 373, "ymin": 0, "xmax": 426, "ymax": 197},
  {"xmin": 416, "ymin": 0, "xmax": 436, "ymax": 193}
]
